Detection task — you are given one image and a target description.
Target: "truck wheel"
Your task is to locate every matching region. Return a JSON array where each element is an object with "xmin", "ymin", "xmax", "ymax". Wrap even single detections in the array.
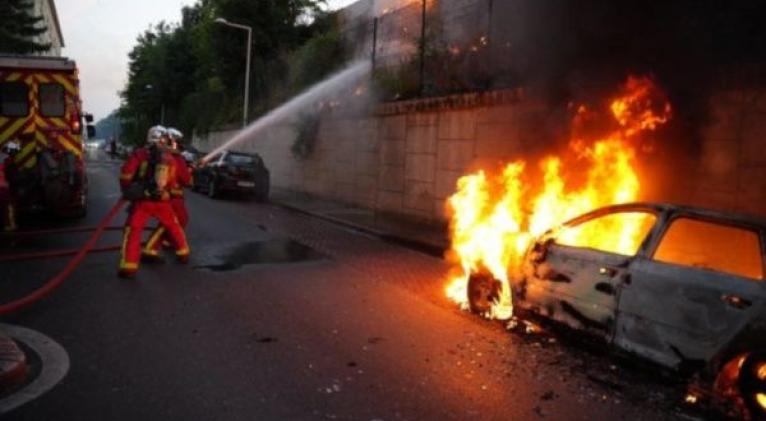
[
  {"xmin": 739, "ymin": 351, "xmax": 766, "ymax": 419},
  {"xmin": 467, "ymin": 274, "xmax": 502, "ymax": 318}
]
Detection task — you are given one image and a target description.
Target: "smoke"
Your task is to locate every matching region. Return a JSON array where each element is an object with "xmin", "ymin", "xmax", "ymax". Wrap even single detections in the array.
[{"xmin": 202, "ymin": 61, "xmax": 372, "ymax": 161}]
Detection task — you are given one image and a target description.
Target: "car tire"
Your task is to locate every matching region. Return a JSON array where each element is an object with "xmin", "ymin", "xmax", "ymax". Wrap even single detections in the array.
[
  {"xmin": 738, "ymin": 351, "xmax": 766, "ymax": 419},
  {"xmin": 207, "ymin": 180, "xmax": 217, "ymax": 199},
  {"xmin": 255, "ymin": 186, "xmax": 269, "ymax": 203},
  {"xmin": 467, "ymin": 274, "xmax": 502, "ymax": 317}
]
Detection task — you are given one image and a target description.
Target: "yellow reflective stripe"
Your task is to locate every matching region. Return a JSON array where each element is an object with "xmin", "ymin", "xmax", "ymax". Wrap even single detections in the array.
[
  {"xmin": 176, "ymin": 248, "xmax": 190, "ymax": 256},
  {"xmin": 119, "ymin": 227, "xmax": 136, "ymax": 269},
  {"xmin": 16, "ymin": 142, "xmax": 36, "ymax": 163},
  {"xmin": 51, "ymin": 73, "xmax": 77, "ymax": 95},
  {"xmin": 35, "ymin": 73, "xmax": 51, "ymax": 84},
  {"xmin": 6, "ymin": 73, "xmax": 22, "ymax": 82},
  {"xmin": 145, "ymin": 227, "xmax": 165, "ymax": 252},
  {"xmin": 120, "ymin": 173, "xmax": 133, "ymax": 181},
  {"xmin": 138, "ymin": 162, "xmax": 148, "ymax": 178},
  {"xmin": 35, "ymin": 130, "xmax": 48, "ymax": 147},
  {"xmin": 0, "ymin": 118, "xmax": 29, "ymax": 141}
]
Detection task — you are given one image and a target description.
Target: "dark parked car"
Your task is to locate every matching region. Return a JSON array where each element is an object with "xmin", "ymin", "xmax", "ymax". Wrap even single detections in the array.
[
  {"xmin": 192, "ymin": 150, "xmax": 269, "ymax": 201},
  {"xmin": 468, "ymin": 203, "xmax": 766, "ymax": 418}
]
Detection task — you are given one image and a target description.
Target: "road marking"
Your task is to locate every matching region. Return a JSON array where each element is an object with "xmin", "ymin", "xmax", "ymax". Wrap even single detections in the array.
[{"xmin": 0, "ymin": 324, "xmax": 69, "ymax": 415}]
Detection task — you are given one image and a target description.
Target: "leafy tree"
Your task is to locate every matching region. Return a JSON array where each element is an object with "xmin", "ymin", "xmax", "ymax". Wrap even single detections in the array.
[
  {"xmin": 0, "ymin": 0, "xmax": 51, "ymax": 54},
  {"xmin": 119, "ymin": 0, "xmax": 344, "ymax": 145}
]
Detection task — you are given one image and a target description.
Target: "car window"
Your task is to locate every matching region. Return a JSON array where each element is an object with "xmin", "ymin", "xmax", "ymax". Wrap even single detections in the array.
[
  {"xmin": 555, "ymin": 211, "xmax": 657, "ymax": 256},
  {"xmin": 39, "ymin": 83, "xmax": 66, "ymax": 117},
  {"xmin": 225, "ymin": 154, "xmax": 256, "ymax": 166},
  {"xmin": 0, "ymin": 82, "xmax": 29, "ymax": 117},
  {"xmin": 653, "ymin": 217, "xmax": 763, "ymax": 280}
]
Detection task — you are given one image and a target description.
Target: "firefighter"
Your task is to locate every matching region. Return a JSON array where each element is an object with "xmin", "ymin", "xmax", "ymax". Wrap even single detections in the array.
[
  {"xmin": 0, "ymin": 142, "xmax": 20, "ymax": 231},
  {"xmin": 118, "ymin": 126, "xmax": 190, "ymax": 278},
  {"xmin": 142, "ymin": 127, "xmax": 191, "ymax": 261}
]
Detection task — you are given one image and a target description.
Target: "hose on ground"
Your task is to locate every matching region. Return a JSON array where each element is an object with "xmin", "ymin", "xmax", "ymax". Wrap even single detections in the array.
[{"xmin": 0, "ymin": 199, "xmax": 126, "ymax": 316}]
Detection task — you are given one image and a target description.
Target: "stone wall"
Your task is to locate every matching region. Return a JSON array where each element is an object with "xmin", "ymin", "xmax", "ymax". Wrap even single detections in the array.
[
  {"xmin": 193, "ymin": 89, "xmax": 554, "ymax": 223},
  {"xmin": 193, "ymin": 89, "xmax": 766, "ymax": 223},
  {"xmin": 688, "ymin": 90, "xmax": 766, "ymax": 217}
]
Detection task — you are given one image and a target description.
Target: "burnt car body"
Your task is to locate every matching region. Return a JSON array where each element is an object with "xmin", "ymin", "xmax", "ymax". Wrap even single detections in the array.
[
  {"xmin": 192, "ymin": 151, "xmax": 269, "ymax": 201},
  {"xmin": 470, "ymin": 203, "xmax": 766, "ymax": 416}
]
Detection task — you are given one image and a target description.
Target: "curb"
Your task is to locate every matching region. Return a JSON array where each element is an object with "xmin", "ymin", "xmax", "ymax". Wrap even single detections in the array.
[
  {"xmin": 0, "ymin": 331, "xmax": 27, "ymax": 393},
  {"xmin": 271, "ymin": 200, "xmax": 448, "ymax": 258}
]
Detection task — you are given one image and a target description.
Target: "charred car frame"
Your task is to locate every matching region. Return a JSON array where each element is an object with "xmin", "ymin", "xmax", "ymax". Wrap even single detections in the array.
[{"xmin": 468, "ymin": 203, "xmax": 766, "ymax": 418}]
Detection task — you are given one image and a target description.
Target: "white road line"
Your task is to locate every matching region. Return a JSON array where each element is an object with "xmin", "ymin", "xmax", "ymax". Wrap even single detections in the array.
[{"xmin": 0, "ymin": 324, "xmax": 69, "ymax": 415}]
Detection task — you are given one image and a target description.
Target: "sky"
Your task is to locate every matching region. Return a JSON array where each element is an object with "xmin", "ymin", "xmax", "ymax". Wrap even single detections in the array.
[{"xmin": 58, "ymin": 0, "xmax": 358, "ymax": 121}]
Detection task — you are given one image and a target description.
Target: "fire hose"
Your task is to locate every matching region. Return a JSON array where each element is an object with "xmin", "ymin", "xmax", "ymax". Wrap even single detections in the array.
[{"xmin": 0, "ymin": 199, "xmax": 126, "ymax": 316}]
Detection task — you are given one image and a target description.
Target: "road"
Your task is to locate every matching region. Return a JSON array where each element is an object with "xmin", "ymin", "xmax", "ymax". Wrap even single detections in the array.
[{"xmin": 0, "ymin": 152, "xmax": 692, "ymax": 420}]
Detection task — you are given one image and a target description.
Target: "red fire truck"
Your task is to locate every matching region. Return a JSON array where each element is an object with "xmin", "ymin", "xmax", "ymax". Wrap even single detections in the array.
[{"xmin": 0, "ymin": 55, "xmax": 94, "ymax": 219}]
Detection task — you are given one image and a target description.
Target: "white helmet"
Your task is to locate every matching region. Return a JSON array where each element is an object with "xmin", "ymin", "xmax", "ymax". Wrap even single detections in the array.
[
  {"xmin": 167, "ymin": 128, "xmax": 184, "ymax": 150},
  {"xmin": 167, "ymin": 128, "xmax": 183, "ymax": 142},
  {"xmin": 3, "ymin": 141, "xmax": 20, "ymax": 154},
  {"xmin": 146, "ymin": 125, "xmax": 168, "ymax": 146}
]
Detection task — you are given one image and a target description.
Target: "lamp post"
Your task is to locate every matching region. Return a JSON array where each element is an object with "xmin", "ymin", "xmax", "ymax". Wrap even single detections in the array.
[
  {"xmin": 214, "ymin": 17, "xmax": 252, "ymax": 129},
  {"xmin": 144, "ymin": 84, "xmax": 165, "ymax": 125}
]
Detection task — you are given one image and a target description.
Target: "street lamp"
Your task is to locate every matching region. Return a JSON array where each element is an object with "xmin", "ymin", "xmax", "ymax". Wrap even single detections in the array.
[
  {"xmin": 214, "ymin": 17, "xmax": 252, "ymax": 129},
  {"xmin": 144, "ymin": 84, "xmax": 165, "ymax": 125}
]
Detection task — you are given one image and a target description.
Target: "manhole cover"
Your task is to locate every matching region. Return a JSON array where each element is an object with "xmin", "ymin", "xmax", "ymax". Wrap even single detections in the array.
[{"xmin": 196, "ymin": 239, "xmax": 325, "ymax": 272}]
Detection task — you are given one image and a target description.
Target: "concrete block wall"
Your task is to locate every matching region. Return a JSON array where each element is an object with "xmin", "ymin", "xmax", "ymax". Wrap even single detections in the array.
[
  {"xmin": 194, "ymin": 88, "xmax": 766, "ymax": 224},
  {"xmin": 690, "ymin": 90, "xmax": 766, "ymax": 217}
]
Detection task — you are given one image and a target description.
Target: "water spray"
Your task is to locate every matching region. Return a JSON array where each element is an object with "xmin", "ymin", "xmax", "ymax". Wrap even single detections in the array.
[{"xmin": 203, "ymin": 60, "xmax": 372, "ymax": 161}]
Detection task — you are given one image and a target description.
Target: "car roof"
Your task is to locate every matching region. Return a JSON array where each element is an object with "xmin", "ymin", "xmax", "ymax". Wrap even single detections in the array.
[{"xmin": 590, "ymin": 202, "xmax": 766, "ymax": 229}]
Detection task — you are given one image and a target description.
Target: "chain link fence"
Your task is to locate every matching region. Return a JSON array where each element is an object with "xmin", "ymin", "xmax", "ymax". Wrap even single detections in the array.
[{"xmin": 340, "ymin": 0, "xmax": 519, "ymax": 101}]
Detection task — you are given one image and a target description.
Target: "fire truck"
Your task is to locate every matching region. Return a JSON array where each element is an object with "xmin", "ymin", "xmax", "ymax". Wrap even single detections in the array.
[{"xmin": 0, "ymin": 55, "xmax": 94, "ymax": 219}]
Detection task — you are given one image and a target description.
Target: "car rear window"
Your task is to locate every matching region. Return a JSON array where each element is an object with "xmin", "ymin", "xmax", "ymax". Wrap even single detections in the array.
[
  {"xmin": 39, "ymin": 83, "xmax": 66, "ymax": 117},
  {"xmin": 653, "ymin": 218, "xmax": 763, "ymax": 280},
  {"xmin": 226, "ymin": 154, "xmax": 257, "ymax": 166},
  {"xmin": 0, "ymin": 82, "xmax": 29, "ymax": 117},
  {"xmin": 555, "ymin": 211, "xmax": 657, "ymax": 256}
]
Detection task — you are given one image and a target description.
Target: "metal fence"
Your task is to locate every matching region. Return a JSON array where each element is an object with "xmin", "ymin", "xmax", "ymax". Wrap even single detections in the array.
[{"xmin": 341, "ymin": 0, "xmax": 519, "ymax": 101}]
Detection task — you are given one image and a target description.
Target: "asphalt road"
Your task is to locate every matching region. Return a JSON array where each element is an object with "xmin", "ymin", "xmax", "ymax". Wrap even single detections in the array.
[{"xmin": 0, "ymin": 152, "xmax": 696, "ymax": 420}]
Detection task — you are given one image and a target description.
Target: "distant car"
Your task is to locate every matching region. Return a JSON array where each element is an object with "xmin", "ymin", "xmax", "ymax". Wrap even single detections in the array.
[
  {"xmin": 468, "ymin": 203, "xmax": 766, "ymax": 418},
  {"xmin": 192, "ymin": 150, "xmax": 269, "ymax": 201}
]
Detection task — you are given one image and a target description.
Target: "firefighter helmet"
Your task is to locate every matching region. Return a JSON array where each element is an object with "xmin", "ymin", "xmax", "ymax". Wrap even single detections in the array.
[
  {"xmin": 2, "ymin": 141, "xmax": 20, "ymax": 155},
  {"xmin": 146, "ymin": 125, "xmax": 168, "ymax": 146},
  {"xmin": 167, "ymin": 128, "xmax": 183, "ymax": 142},
  {"xmin": 167, "ymin": 128, "xmax": 184, "ymax": 150}
]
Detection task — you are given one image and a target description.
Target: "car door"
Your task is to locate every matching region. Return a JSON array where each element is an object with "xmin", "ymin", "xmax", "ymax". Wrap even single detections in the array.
[
  {"xmin": 615, "ymin": 214, "xmax": 766, "ymax": 369},
  {"xmin": 521, "ymin": 208, "xmax": 658, "ymax": 341}
]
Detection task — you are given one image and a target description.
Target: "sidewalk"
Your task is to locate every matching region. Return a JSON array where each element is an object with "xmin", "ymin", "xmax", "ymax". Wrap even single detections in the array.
[
  {"xmin": 0, "ymin": 330, "xmax": 27, "ymax": 393},
  {"xmin": 270, "ymin": 189, "xmax": 449, "ymax": 256}
]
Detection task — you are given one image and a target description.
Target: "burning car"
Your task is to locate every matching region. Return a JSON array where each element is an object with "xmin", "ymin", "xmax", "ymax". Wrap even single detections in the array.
[
  {"xmin": 466, "ymin": 202, "xmax": 766, "ymax": 418},
  {"xmin": 192, "ymin": 150, "xmax": 270, "ymax": 201}
]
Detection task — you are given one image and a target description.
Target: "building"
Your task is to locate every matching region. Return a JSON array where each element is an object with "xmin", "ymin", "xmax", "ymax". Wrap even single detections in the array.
[{"xmin": 32, "ymin": 0, "xmax": 64, "ymax": 57}]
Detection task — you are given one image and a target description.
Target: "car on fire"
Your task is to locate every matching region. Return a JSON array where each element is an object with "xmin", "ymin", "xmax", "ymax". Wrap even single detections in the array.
[
  {"xmin": 468, "ymin": 203, "xmax": 766, "ymax": 418},
  {"xmin": 192, "ymin": 150, "xmax": 269, "ymax": 201}
]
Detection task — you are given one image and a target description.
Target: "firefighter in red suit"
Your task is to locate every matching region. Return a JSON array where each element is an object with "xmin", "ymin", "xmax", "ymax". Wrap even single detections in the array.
[
  {"xmin": 118, "ymin": 126, "xmax": 190, "ymax": 278},
  {"xmin": 142, "ymin": 127, "xmax": 191, "ymax": 261}
]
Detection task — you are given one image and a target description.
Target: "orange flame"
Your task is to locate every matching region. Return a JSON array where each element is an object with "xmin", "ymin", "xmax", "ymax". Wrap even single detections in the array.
[{"xmin": 445, "ymin": 76, "xmax": 672, "ymax": 318}]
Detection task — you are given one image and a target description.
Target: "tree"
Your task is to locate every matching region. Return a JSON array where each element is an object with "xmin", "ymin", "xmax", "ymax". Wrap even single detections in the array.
[
  {"xmin": 119, "ymin": 0, "xmax": 335, "ymax": 145},
  {"xmin": 0, "ymin": 0, "xmax": 51, "ymax": 54}
]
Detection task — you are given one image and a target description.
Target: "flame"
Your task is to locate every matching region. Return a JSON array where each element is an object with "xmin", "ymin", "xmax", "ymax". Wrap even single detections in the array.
[{"xmin": 445, "ymin": 76, "xmax": 671, "ymax": 318}]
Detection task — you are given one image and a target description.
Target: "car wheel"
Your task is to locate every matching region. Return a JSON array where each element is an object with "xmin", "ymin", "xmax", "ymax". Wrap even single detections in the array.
[
  {"xmin": 739, "ymin": 351, "xmax": 766, "ymax": 419},
  {"xmin": 255, "ymin": 186, "xmax": 269, "ymax": 203},
  {"xmin": 207, "ymin": 180, "xmax": 217, "ymax": 198},
  {"xmin": 467, "ymin": 274, "xmax": 502, "ymax": 318}
]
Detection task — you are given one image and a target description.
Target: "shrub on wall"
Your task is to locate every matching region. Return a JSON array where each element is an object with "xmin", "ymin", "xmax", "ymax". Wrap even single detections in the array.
[{"xmin": 291, "ymin": 113, "xmax": 321, "ymax": 160}]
